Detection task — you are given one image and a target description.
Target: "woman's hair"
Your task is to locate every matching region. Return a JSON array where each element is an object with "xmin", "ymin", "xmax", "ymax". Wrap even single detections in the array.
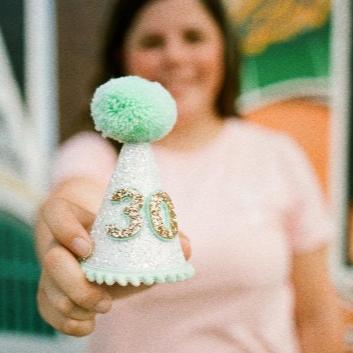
[
  {"xmin": 77, "ymin": 0, "xmax": 241, "ymax": 145},
  {"xmin": 101, "ymin": 0, "xmax": 240, "ymax": 117}
]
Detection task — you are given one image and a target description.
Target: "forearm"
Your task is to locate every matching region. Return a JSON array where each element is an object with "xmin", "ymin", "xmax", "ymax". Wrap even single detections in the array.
[
  {"xmin": 297, "ymin": 313, "xmax": 345, "ymax": 353},
  {"xmin": 48, "ymin": 177, "xmax": 106, "ymax": 212}
]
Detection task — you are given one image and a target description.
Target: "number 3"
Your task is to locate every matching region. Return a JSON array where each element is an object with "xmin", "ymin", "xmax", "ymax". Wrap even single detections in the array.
[{"xmin": 105, "ymin": 188, "xmax": 144, "ymax": 239}]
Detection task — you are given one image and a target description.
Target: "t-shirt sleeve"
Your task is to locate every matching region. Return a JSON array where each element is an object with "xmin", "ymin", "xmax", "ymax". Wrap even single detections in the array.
[
  {"xmin": 278, "ymin": 136, "xmax": 334, "ymax": 254},
  {"xmin": 50, "ymin": 131, "xmax": 117, "ymax": 187}
]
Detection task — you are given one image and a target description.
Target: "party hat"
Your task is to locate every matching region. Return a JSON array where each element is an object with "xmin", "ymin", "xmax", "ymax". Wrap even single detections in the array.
[{"xmin": 81, "ymin": 76, "xmax": 195, "ymax": 286}]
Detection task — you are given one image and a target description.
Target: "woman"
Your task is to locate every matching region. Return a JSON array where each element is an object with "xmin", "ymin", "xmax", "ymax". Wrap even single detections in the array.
[{"xmin": 36, "ymin": 0, "xmax": 344, "ymax": 352}]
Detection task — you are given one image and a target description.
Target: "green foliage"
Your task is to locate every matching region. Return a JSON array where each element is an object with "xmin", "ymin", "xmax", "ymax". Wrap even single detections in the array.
[{"xmin": 0, "ymin": 211, "xmax": 55, "ymax": 336}]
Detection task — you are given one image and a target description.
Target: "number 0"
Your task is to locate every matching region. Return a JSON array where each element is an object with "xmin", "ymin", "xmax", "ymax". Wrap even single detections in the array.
[{"xmin": 149, "ymin": 191, "xmax": 178, "ymax": 239}]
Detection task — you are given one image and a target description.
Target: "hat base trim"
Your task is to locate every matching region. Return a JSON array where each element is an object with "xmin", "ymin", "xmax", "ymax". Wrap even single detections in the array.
[{"xmin": 81, "ymin": 262, "xmax": 195, "ymax": 286}]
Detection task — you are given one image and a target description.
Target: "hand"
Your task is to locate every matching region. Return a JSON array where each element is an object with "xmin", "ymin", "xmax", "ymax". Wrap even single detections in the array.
[{"xmin": 36, "ymin": 197, "xmax": 191, "ymax": 336}]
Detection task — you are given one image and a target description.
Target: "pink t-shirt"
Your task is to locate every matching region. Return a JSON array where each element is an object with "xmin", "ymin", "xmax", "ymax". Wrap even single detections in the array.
[{"xmin": 52, "ymin": 119, "xmax": 333, "ymax": 353}]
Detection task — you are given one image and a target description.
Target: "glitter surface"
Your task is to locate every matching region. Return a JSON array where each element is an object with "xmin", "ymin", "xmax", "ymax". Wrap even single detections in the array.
[{"xmin": 81, "ymin": 143, "xmax": 191, "ymax": 279}]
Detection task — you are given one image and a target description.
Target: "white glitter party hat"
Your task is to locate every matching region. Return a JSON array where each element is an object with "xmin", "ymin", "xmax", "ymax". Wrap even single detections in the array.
[{"xmin": 80, "ymin": 76, "xmax": 195, "ymax": 286}]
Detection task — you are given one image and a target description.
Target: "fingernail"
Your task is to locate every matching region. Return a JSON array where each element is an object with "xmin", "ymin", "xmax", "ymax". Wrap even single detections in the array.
[
  {"xmin": 181, "ymin": 235, "xmax": 190, "ymax": 243},
  {"xmin": 71, "ymin": 237, "xmax": 91, "ymax": 258},
  {"xmin": 95, "ymin": 299, "xmax": 112, "ymax": 313},
  {"xmin": 182, "ymin": 233, "xmax": 190, "ymax": 241}
]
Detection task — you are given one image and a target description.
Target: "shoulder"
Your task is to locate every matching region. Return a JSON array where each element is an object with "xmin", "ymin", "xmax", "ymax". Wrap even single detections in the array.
[
  {"xmin": 61, "ymin": 130, "xmax": 114, "ymax": 149},
  {"xmin": 58, "ymin": 131, "xmax": 118, "ymax": 159},
  {"xmin": 222, "ymin": 118, "xmax": 315, "ymax": 192},
  {"xmin": 51, "ymin": 131, "xmax": 118, "ymax": 186},
  {"xmin": 224, "ymin": 117, "xmax": 300, "ymax": 156}
]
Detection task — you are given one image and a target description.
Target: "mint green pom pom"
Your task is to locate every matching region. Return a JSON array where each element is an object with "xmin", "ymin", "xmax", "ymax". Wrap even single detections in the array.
[{"xmin": 90, "ymin": 76, "xmax": 177, "ymax": 143}]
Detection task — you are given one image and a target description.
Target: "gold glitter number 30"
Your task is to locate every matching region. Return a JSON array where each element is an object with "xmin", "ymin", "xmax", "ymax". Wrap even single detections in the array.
[
  {"xmin": 105, "ymin": 188, "xmax": 144, "ymax": 239},
  {"xmin": 105, "ymin": 189, "xmax": 178, "ymax": 241},
  {"xmin": 149, "ymin": 191, "xmax": 178, "ymax": 240}
]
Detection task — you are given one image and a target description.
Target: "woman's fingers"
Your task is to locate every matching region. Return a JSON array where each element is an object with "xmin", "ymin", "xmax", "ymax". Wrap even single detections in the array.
[
  {"xmin": 179, "ymin": 231, "xmax": 192, "ymax": 260},
  {"xmin": 40, "ymin": 273, "xmax": 95, "ymax": 321},
  {"xmin": 37, "ymin": 244, "xmax": 110, "ymax": 336},
  {"xmin": 38, "ymin": 286, "xmax": 95, "ymax": 336},
  {"xmin": 40, "ymin": 197, "xmax": 95, "ymax": 258},
  {"xmin": 43, "ymin": 245, "xmax": 112, "ymax": 313}
]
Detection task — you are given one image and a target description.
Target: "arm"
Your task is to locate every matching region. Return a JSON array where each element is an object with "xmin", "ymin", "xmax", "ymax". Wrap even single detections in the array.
[
  {"xmin": 36, "ymin": 177, "xmax": 113, "ymax": 336},
  {"xmin": 36, "ymin": 176, "xmax": 191, "ymax": 336},
  {"xmin": 292, "ymin": 245, "xmax": 345, "ymax": 353}
]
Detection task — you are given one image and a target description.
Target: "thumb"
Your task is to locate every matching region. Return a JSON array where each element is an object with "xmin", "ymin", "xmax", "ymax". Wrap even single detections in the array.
[
  {"xmin": 179, "ymin": 231, "xmax": 192, "ymax": 260},
  {"xmin": 41, "ymin": 198, "xmax": 95, "ymax": 259}
]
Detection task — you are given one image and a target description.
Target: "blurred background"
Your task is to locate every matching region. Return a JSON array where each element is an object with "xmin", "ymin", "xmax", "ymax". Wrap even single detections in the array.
[{"xmin": 0, "ymin": 0, "xmax": 352, "ymax": 351}]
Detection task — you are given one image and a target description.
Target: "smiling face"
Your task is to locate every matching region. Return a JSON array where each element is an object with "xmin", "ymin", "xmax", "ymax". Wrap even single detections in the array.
[{"xmin": 122, "ymin": 0, "xmax": 225, "ymax": 125}]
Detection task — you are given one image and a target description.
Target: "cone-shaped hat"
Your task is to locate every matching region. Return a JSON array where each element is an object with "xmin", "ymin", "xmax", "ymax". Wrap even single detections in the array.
[{"xmin": 81, "ymin": 76, "xmax": 195, "ymax": 286}]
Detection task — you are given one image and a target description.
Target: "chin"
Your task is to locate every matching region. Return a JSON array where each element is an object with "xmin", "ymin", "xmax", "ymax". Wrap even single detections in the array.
[
  {"xmin": 175, "ymin": 95, "xmax": 202, "ymax": 114},
  {"xmin": 177, "ymin": 101, "xmax": 204, "ymax": 117}
]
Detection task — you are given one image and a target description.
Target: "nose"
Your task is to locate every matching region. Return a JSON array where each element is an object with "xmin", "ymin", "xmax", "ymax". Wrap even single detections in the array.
[{"xmin": 163, "ymin": 39, "xmax": 188, "ymax": 67}]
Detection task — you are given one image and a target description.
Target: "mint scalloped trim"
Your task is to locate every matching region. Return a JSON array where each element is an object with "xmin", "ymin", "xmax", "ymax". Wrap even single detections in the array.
[{"xmin": 81, "ymin": 262, "xmax": 195, "ymax": 286}]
